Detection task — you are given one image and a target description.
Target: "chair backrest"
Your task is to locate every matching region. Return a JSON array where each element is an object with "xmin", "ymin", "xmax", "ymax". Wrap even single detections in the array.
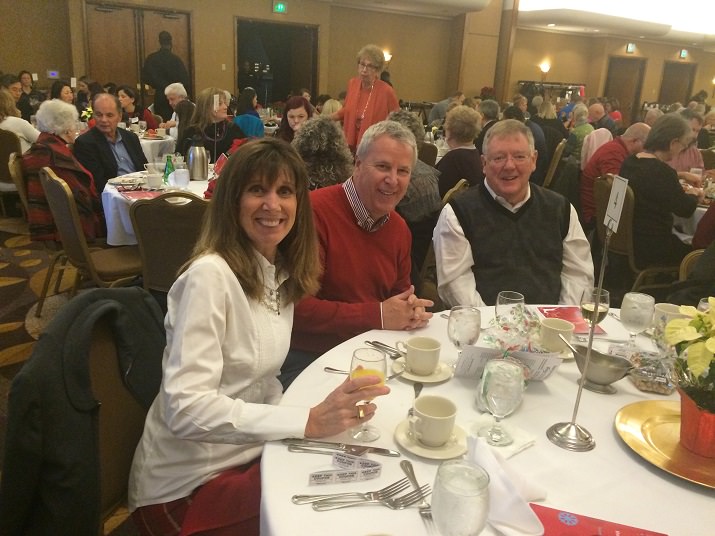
[
  {"xmin": 593, "ymin": 173, "xmax": 636, "ymax": 262},
  {"xmin": 130, "ymin": 191, "xmax": 209, "ymax": 292},
  {"xmin": 679, "ymin": 248, "xmax": 705, "ymax": 281},
  {"xmin": 39, "ymin": 167, "xmax": 97, "ymax": 276},
  {"xmin": 700, "ymin": 148, "xmax": 715, "ymax": 171},
  {"xmin": 418, "ymin": 142, "xmax": 438, "ymax": 167},
  {"xmin": 442, "ymin": 178, "xmax": 470, "ymax": 205},
  {"xmin": 8, "ymin": 152, "xmax": 29, "ymax": 217},
  {"xmin": 0, "ymin": 128, "xmax": 22, "ymax": 184},
  {"xmin": 88, "ymin": 317, "xmax": 148, "ymax": 527},
  {"xmin": 542, "ymin": 138, "xmax": 566, "ymax": 189}
]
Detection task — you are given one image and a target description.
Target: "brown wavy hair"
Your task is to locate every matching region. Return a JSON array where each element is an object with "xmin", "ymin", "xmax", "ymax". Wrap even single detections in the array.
[{"xmin": 187, "ymin": 138, "xmax": 320, "ymax": 302}]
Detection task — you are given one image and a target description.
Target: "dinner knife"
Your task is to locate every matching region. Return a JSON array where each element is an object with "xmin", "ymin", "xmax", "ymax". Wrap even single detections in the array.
[{"xmin": 282, "ymin": 438, "xmax": 400, "ymax": 457}]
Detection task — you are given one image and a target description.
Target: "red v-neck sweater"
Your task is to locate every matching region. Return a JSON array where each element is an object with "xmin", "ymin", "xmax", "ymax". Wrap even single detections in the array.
[{"xmin": 291, "ymin": 185, "xmax": 412, "ymax": 354}]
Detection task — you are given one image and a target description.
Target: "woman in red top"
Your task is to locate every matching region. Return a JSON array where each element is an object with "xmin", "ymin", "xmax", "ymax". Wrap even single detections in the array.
[
  {"xmin": 117, "ymin": 85, "xmax": 158, "ymax": 129},
  {"xmin": 332, "ymin": 44, "xmax": 399, "ymax": 152}
]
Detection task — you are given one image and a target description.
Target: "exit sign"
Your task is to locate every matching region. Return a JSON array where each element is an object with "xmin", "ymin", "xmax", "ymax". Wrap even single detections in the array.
[{"xmin": 273, "ymin": 1, "xmax": 287, "ymax": 13}]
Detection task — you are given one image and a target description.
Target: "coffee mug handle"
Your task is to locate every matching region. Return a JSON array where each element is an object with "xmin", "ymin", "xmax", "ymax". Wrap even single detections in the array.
[
  {"xmin": 396, "ymin": 341, "xmax": 407, "ymax": 354},
  {"xmin": 408, "ymin": 415, "xmax": 422, "ymax": 442}
]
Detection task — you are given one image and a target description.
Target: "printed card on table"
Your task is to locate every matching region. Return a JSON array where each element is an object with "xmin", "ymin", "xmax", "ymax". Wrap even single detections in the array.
[
  {"xmin": 538, "ymin": 306, "xmax": 605, "ymax": 334},
  {"xmin": 455, "ymin": 346, "xmax": 562, "ymax": 381},
  {"xmin": 530, "ymin": 504, "xmax": 667, "ymax": 536}
]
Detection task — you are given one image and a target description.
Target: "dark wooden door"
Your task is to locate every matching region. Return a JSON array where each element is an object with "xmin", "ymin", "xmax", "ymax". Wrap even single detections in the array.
[
  {"xmin": 604, "ymin": 57, "xmax": 646, "ymax": 127},
  {"xmin": 659, "ymin": 61, "xmax": 696, "ymax": 105},
  {"xmin": 86, "ymin": 4, "xmax": 139, "ymax": 89}
]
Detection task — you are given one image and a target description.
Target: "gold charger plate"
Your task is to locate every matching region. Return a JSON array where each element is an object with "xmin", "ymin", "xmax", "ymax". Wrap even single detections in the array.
[{"xmin": 615, "ymin": 400, "xmax": 715, "ymax": 489}]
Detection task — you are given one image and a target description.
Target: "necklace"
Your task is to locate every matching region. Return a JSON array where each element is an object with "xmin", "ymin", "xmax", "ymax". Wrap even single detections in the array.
[
  {"xmin": 259, "ymin": 285, "xmax": 281, "ymax": 315},
  {"xmin": 355, "ymin": 83, "xmax": 374, "ymax": 132}
]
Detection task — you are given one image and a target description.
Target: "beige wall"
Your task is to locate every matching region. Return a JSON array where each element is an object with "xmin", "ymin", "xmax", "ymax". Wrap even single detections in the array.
[
  {"xmin": 1, "ymin": 0, "xmax": 73, "ymax": 90},
  {"xmin": 510, "ymin": 29, "xmax": 715, "ymax": 108},
  {"xmin": 459, "ymin": 0, "xmax": 503, "ymax": 99}
]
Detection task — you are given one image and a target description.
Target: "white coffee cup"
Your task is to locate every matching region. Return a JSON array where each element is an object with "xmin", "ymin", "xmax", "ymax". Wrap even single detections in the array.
[
  {"xmin": 118, "ymin": 122, "xmax": 127, "ymax": 130},
  {"xmin": 540, "ymin": 318, "xmax": 575, "ymax": 353},
  {"xmin": 144, "ymin": 162, "xmax": 164, "ymax": 174},
  {"xmin": 169, "ymin": 169, "xmax": 190, "ymax": 190},
  {"xmin": 409, "ymin": 395, "xmax": 456, "ymax": 447},
  {"xmin": 146, "ymin": 173, "xmax": 163, "ymax": 190},
  {"xmin": 396, "ymin": 336, "xmax": 440, "ymax": 376},
  {"xmin": 156, "ymin": 127, "xmax": 166, "ymax": 137},
  {"xmin": 130, "ymin": 123, "xmax": 140, "ymax": 133}
]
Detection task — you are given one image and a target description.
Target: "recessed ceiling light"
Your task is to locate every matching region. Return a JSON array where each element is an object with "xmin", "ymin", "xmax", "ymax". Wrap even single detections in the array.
[
  {"xmin": 547, "ymin": 23, "xmax": 555, "ymax": 27},
  {"xmin": 639, "ymin": 35, "xmax": 645, "ymax": 39}
]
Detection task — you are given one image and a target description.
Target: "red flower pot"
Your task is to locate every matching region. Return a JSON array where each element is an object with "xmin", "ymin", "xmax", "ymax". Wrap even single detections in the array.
[{"xmin": 679, "ymin": 388, "xmax": 715, "ymax": 458}]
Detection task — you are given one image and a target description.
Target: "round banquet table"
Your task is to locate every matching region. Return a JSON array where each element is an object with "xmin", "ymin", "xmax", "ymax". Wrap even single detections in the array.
[
  {"xmin": 101, "ymin": 177, "xmax": 208, "ymax": 246},
  {"xmin": 139, "ymin": 135, "xmax": 176, "ymax": 163},
  {"xmin": 260, "ymin": 309, "xmax": 715, "ymax": 536}
]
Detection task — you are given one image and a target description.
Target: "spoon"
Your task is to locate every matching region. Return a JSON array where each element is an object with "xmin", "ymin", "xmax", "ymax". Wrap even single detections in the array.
[{"xmin": 407, "ymin": 382, "xmax": 424, "ymax": 417}]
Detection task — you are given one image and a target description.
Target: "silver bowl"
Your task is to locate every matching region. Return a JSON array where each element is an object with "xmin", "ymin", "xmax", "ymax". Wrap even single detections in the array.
[{"xmin": 573, "ymin": 345, "xmax": 633, "ymax": 394}]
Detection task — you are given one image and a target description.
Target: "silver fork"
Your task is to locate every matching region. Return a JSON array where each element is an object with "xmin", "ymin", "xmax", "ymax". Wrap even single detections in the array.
[
  {"xmin": 312, "ymin": 484, "xmax": 430, "ymax": 511},
  {"xmin": 401, "ymin": 460, "xmax": 436, "ymax": 534},
  {"xmin": 292, "ymin": 477, "xmax": 409, "ymax": 504}
]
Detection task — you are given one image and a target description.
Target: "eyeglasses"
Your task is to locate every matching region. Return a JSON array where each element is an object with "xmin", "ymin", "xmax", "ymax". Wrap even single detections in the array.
[
  {"xmin": 358, "ymin": 61, "xmax": 378, "ymax": 71},
  {"xmin": 485, "ymin": 153, "xmax": 532, "ymax": 166}
]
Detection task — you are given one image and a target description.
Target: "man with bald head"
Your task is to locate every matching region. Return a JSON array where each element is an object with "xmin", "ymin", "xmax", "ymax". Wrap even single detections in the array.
[
  {"xmin": 588, "ymin": 102, "xmax": 617, "ymax": 135},
  {"xmin": 580, "ymin": 122, "xmax": 651, "ymax": 230},
  {"xmin": 74, "ymin": 93, "xmax": 147, "ymax": 192}
]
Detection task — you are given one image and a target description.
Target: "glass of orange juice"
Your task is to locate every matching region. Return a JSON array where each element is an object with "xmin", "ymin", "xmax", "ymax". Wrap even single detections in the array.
[{"xmin": 349, "ymin": 347, "xmax": 387, "ymax": 442}]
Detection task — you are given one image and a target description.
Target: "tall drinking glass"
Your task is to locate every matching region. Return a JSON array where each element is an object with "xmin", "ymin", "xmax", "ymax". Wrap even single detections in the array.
[
  {"xmin": 349, "ymin": 347, "xmax": 386, "ymax": 442},
  {"xmin": 447, "ymin": 305, "xmax": 481, "ymax": 357},
  {"xmin": 478, "ymin": 359, "xmax": 525, "ymax": 446},
  {"xmin": 432, "ymin": 459, "xmax": 490, "ymax": 536},
  {"xmin": 495, "ymin": 291, "xmax": 525, "ymax": 331},
  {"xmin": 619, "ymin": 292, "xmax": 655, "ymax": 349}
]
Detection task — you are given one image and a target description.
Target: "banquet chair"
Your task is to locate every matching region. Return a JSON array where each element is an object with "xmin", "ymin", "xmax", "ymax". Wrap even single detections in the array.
[
  {"xmin": 418, "ymin": 142, "xmax": 438, "ymax": 167},
  {"xmin": 700, "ymin": 148, "xmax": 715, "ymax": 171},
  {"xmin": 39, "ymin": 167, "xmax": 142, "ymax": 300},
  {"xmin": 679, "ymin": 248, "xmax": 705, "ymax": 281},
  {"xmin": 0, "ymin": 128, "xmax": 22, "ymax": 217},
  {"xmin": 593, "ymin": 174, "xmax": 679, "ymax": 293},
  {"xmin": 130, "ymin": 191, "xmax": 208, "ymax": 307},
  {"xmin": 8, "ymin": 152, "xmax": 29, "ymax": 219},
  {"xmin": 419, "ymin": 179, "xmax": 470, "ymax": 309},
  {"xmin": 542, "ymin": 138, "xmax": 566, "ymax": 189}
]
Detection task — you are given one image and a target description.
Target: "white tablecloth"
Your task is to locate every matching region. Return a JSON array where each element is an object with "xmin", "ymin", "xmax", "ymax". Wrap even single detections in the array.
[
  {"xmin": 139, "ymin": 135, "xmax": 176, "ymax": 163},
  {"xmin": 101, "ymin": 178, "xmax": 208, "ymax": 246},
  {"xmin": 260, "ymin": 311, "xmax": 715, "ymax": 536}
]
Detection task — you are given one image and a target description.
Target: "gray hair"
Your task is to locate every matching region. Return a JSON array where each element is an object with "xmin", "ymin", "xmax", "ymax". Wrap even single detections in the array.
[
  {"xmin": 356, "ymin": 120, "xmax": 417, "ymax": 165},
  {"xmin": 644, "ymin": 108, "xmax": 664, "ymax": 125},
  {"xmin": 388, "ymin": 109, "xmax": 425, "ymax": 149},
  {"xmin": 444, "ymin": 105, "xmax": 481, "ymax": 143},
  {"xmin": 572, "ymin": 103, "xmax": 589, "ymax": 125},
  {"xmin": 165, "ymin": 82, "xmax": 188, "ymax": 98},
  {"xmin": 356, "ymin": 44, "xmax": 385, "ymax": 73},
  {"xmin": 483, "ymin": 119, "xmax": 535, "ymax": 155},
  {"xmin": 479, "ymin": 99, "xmax": 500, "ymax": 121},
  {"xmin": 35, "ymin": 98, "xmax": 78, "ymax": 136},
  {"xmin": 644, "ymin": 113, "xmax": 691, "ymax": 152},
  {"xmin": 291, "ymin": 116, "xmax": 353, "ymax": 189}
]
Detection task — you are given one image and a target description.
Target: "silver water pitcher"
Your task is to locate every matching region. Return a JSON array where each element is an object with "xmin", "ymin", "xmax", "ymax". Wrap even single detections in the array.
[{"xmin": 187, "ymin": 140, "xmax": 208, "ymax": 181}]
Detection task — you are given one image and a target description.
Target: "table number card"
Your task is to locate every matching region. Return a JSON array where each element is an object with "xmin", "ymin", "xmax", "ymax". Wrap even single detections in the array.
[{"xmin": 604, "ymin": 174, "xmax": 628, "ymax": 233}]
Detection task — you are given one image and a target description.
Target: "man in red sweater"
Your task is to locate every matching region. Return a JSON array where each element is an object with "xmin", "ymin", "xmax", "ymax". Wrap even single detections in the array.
[
  {"xmin": 280, "ymin": 121, "xmax": 434, "ymax": 388},
  {"xmin": 580, "ymin": 122, "xmax": 650, "ymax": 229}
]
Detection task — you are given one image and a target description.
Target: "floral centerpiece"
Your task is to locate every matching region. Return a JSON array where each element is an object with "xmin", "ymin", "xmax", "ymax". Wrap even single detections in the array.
[
  {"xmin": 665, "ymin": 298, "xmax": 715, "ymax": 457},
  {"xmin": 80, "ymin": 105, "xmax": 93, "ymax": 122}
]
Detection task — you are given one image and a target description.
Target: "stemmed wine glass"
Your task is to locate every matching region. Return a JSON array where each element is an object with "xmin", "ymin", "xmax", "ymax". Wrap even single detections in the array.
[
  {"xmin": 619, "ymin": 292, "xmax": 655, "ymax": 350},
  {"xmin": 447, "ymin": 305, "xmax": 481, "ymax": 362},
  {"xmin": 478, "ymin": 359, "xmax": 525, "ymax": 446},
  {"xmin": 495, "ymin": 291, "xmax": 525, "ymax": 331},
  {"xmin": 138, "ymin": 120, "xmax": 148, "ymax": 135},
  {"xmin": 580, "ymin": 288, "xmax": 610, "ymax": 327},
  {"xmin": 349, "ymin": 347, "xmax": 387, "ymax": 442}
]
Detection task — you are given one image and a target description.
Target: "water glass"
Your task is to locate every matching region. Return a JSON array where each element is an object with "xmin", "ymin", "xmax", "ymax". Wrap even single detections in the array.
[
  {"xmin": 478, "ymin": 359, "xmax": 525, "ymax": 446},
  {"xmin": 619, "ymin": 292, "xmax": 655, "ymax": 349},
  {"xmin": 138, "ymin": 120, "xmax": 148, "ymax": 133},
  {"xmin": 432, "ymin": 459, "xmax": 490, "ymax": 536}
]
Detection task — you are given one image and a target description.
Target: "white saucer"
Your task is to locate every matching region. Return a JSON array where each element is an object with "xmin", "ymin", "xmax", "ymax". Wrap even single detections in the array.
[
  {"xmin": 393, "ymin": 420, "xmax": 467, "ymax": 460},
  {"xmin": 391, "ymin": 357, "xmax": 453, "ymax": 383},
  {"xmin": 559, "ymin": 350, "xmax": 574, "ymax": 361}
]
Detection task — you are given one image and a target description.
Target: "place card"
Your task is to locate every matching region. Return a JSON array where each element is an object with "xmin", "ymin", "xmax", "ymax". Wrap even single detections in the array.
[
  {"xmin": 530, "ymin": 504, "xmax": 667, "ymax": 535},
  {"xmin": 308, "ymin": 452, "xmax": 381, "ymax": 486},
  {"xmin": 455, "ymin": 346, "xmax": 562, "ymax": 381}
]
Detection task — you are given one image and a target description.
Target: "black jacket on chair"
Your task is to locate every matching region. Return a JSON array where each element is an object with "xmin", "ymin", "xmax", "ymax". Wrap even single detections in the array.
[
  {"xmin": 73, "ymin": 126, "xmax": 148, "ymax": 193},
  {"xmin": 0, "ymin": 287, "xmax": 165, "ymax": 535}
]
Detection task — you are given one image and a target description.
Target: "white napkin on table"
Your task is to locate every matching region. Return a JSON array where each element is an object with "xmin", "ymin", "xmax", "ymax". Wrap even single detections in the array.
[
  {"xmin": 467, "ymin": 435, "xmax": 546, "ymax": 536},
  {"xmin": 469, "ymin": 414, "xmax": 536, "ymax": 459}
]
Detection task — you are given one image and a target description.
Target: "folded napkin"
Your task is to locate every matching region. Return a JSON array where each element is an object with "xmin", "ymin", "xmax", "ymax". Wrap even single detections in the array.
[
  {"xmin": 469, "ymin": 414, "xmax": 536, "ymax": 459},
  {"xmin": 467, "ymin": 435, "xmax": 546, "ymax": 536}
]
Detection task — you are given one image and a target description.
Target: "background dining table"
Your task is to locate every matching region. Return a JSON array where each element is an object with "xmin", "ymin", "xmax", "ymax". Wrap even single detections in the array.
[
  {"xmin": 260, "ymin": 309, "xmax": 715, "ymax": 536},
  {"xmin": 138, "ymin": 134, "xmax": 176, "ymax": 163},
  {"xmin": 101, "ymin": 177, "xmax": 208, "ymax": 246}
]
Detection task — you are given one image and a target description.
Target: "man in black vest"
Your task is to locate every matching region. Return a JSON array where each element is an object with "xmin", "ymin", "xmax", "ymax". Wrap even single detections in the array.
[{"xmin": 433, "ymin": 119, "xmax": 594, "ymax": 306}]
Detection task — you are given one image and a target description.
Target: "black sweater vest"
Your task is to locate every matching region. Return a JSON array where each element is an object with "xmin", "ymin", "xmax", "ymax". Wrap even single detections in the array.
[{"xmin": 450, "ymin": 184, "xmax": 570, "ymax": 305}]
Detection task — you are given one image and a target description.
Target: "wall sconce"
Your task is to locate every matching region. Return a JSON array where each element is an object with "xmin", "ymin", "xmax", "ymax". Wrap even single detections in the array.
[
  {"xmin": 539, "ymin": 61, "xmax": 551, "ymax": 81},
  {"xmin": 712, "ymin": 76, "xmax": 715, "ymax": 98},
  {"xmin": 626, "ymin": 43, "xmax": 636, "ymax": 54},
  {"xmin": 383, "ymin": 50, "xmax": 392, "ymax": 70},
  {"xmin": 679, "ymin": 49, "xmax": 688, "ymax": 59}
]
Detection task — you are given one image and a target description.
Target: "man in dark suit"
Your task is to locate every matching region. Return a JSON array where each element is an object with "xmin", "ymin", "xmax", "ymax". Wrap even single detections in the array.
[
  {"xmin": 142, "ymin": 31, "xmax": 191, "ymax": 122},
  {"xmin": 74, "ymin": 93, "xmax": 147, "ymax": 193}
]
